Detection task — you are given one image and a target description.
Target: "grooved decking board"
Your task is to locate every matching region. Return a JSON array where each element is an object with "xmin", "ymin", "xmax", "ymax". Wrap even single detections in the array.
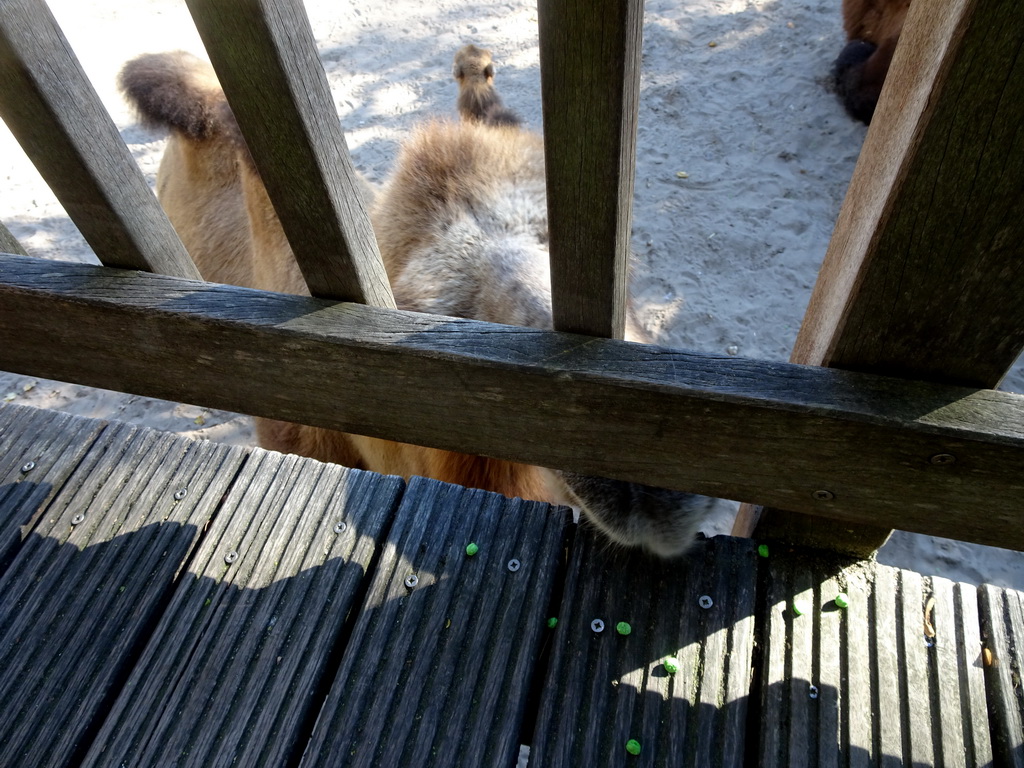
[
  {"xmin": 0, "ymin": 420, "xmax": 246, "ymax": 767},
  {"xmin": 529, "ymin": 534, "xmax": 758, "ymax": 767},
  {"xmin": 758, "ymin": 553, "xmax": 993, "ymax": 766},
  {"xmin": 84, "ymin": 449, "xmax": 403, "ymax": 767},
  {"xmin": 979, "ymin": 584, "xmax": 1024, "ymax": 767},
  {"xmin": 0, "ymin": 403, "xmax": 106, "ymax": 571},
  {"xmin": 301, "ymin": 476, "xmax": 570, "ymax": 767}
]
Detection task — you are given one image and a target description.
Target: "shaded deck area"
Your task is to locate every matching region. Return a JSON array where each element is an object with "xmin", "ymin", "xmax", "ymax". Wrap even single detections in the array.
[{"xmin": 1, "ymin": 401, "xmax": 1021, "ymax": 766}]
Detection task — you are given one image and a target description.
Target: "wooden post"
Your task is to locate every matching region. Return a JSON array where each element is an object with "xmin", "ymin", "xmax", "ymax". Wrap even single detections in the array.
[
  {"xmin": 740, "ymin": 0, "xmax": 1024, "ymax": 554},
  {"xmin": 0, "ymin": 222, "xmax": 27, "ymax": 257},
  {"xmin": 537, "ymin": 0, "xmax": 643, "ymax": 338},
  {"xmin": 185, "ymin": 0, "xmax": 395, "ymax": 308},
  {"xmin": 0, "ymin": 0, "xmax": 200, "ymax": 279}
]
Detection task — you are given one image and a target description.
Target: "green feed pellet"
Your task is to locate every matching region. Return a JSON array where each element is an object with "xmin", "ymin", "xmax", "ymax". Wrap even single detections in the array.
[
  {"xmin": 465, "ymin": 542, "xmax": 479, "ymax": 556},
  {"xmin": 792, "ymin": 599, "xmax": 811, "ymax": 616},
  {"xmin": 616, "ymin": 621, "xmax": 632, "ymax": 636},
  {"xmin": 758, "ymin": 543, "xmax": 770, "ymax": 558},
  {"xmin": 663, "ymin": 657, "xmax": 680, "ymax": 675},
  {"xmin": 625, "ymin": 739, "xmax": 642, "ymax": 755},
  {"xmin": 834, "ymin": 592, "xmax": 850, "ymax": 608},
  {"xmin": 547, "ymin": 617, "xmax": 558, "ymax": 628}
]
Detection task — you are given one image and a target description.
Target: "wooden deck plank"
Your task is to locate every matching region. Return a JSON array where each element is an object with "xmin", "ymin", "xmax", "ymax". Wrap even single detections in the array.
[
  {"xmin": 0, "ymin": 403, "xmax": 106, "ymax": 571},
  {"xmin": 83, "ymin": 449, "xmax": 403, "ymax": 767},
  {"xmin": 0, "ymin": 420, "xmax": 245, "ymax": 767},
  {"xmin": 979, "ymin": 584, "xmax": 1024, "ymax": 767},
  {"xmin": 184, "ymin": 0, "xmax": 394, "ymax": 307},
  {"xmin": 0, "ymin": 0, "xmax": 199, "ymax": 278},
  {"xmin": 4, "ymin": 253, "xmax": 1024, "ymax": 551},
  {"xmin": 756, "ymin": 555, "xmax": 996, "ymax": 767},
  {"xmin": 537, "ymin": 0, "xmax": 641, "ymax": 338},
  {"xmin": 529, "ymin": 534, "xmax": 757, "ymax": 767},
  {"xmin": 299, "ymin": 476, "xmax": 568, "ymax": 767}
]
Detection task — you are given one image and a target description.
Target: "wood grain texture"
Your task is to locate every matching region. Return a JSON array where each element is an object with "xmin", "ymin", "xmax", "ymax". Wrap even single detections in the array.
[
  {"xmin": 0, "ymin": 403, "xmax": 106, "ymax": 574},
  {"xmin": 756, "ymin": 553, "xmax": 993, "ymax": 766},
  {"xmin": 0, "ymin": 0, "xmax": 200, "ymax": 279},
  {"xmin": 537, "ymin": 0, "xmax": 642, "ymax": 338},
  {"xmin": 794, "ymin": 0, "xmax": 1024, "ymax": 386},
  {"xmin": 759, "ymin": 0, "xmax": 1024, "ymax": 553},
  {"xmin": 0, "ymin": 419, "xmax": 245, "ymax": 767},
  {"xmin": 2, "ymin": 253, "xmax": 1023, "ymax": 548},
  {"xmin": 979, "ymin": 584, "xmax": 1024, "ymax": 767},
  {"xmin": 84, "ymin": 450, "xmax": 403, "ymax": 768},
  {"xmin": 184, "ymin": 0, "xmax": 394, "ymax": 307},
  {"xmin": 529, "ymin": 533, "xmax": 757, "ymax": 767},
  {"xmin": 300, "ymin": 476, "xmax": 569, "ymax": 767},
  {"xmin": 0, "ymin": 224, "xmax": 27, "ymax": 256}
]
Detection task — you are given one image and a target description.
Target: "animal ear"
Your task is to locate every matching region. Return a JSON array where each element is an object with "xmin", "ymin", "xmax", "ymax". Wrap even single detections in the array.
[
  {"xmin": 483, "ymin": 63, "xmax": 495, "ymax": 80},
  {"xmin": 453, "ymin": 63, "xmax": 464, "ymax": 80}
]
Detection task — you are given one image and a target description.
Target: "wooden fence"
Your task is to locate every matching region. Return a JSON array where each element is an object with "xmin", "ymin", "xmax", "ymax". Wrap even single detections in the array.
[{"xmin": 0, "ymin": 0, "xmax": 1022, "ymax": 558}]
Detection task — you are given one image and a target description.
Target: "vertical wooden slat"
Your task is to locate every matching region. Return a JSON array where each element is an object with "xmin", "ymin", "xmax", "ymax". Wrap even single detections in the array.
[
  {"xmin": 748, "ymin": 0, "xmax": 1024, "ymax": 554},
  {"xmin": 0, "ymin": 222, "xmax": 28, "ymax": 256},
  {"xmin": 537, "ymin": 0, "xmax": 642, "ymax": 338},
  {"xmin": 184, "ymin": 0, "xmax": 395, "ymax": 307},
  {"xmin": 0, "ymin": 0, "xmax": 200, "ymax": 279}
]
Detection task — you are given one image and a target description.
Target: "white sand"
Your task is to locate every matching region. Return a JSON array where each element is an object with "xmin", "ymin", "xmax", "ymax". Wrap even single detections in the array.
[{"xmin": 2, "ymin": 0, "xmax": 1021, "ymax": 588}]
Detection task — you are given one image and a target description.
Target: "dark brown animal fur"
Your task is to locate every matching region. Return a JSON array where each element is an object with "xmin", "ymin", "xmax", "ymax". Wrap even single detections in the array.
[{"xmin": 834, "ymin": 0, "xmax": 910, "ymax": 123}]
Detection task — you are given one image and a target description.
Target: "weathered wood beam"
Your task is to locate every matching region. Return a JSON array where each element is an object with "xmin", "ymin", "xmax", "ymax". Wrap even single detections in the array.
[
  {"xmin": 742, "ymin": 0, "xmax": 1024, "ymax": 553},
  {"xmin": 184, "ymin": 0, "xmax": 395, "ymax": 308},
  {"xmin": 2, "ymin": 253, "xmax": 1022, "ymax": 550},
  {"xmin": 537, "ymin": 0, "xmax": 642, "ymax": 338},
  {"xmin": 0, "ymin": 0, "xmax": 200, "ymax": 280},
  {"xmin": 0, "ymin": 221, "xmax": 27, "ymax": 257}
]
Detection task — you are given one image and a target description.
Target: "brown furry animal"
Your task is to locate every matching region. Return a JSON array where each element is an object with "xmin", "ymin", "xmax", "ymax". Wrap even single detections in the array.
[
  {"xmin": 452, "ymin": 44, "xmax": 520, "ymax": 127},
  {"xmin": 834, "ymin": 0, "xmax": 911, "ymax": 123},
  {"xmin": 118, "ymin": 47, "xmax": 715, "ymax": 556}
]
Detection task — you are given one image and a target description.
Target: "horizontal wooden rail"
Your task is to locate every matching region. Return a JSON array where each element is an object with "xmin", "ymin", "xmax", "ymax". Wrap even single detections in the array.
[
  {"xmin": 2, "ymin": 253, "xmax": 1022, "ymax": 550},
  {"xmin": 0, "ymin": 0, "xmax": 200, "ymax": 280},
  {"xmin": 184, "ymin": 0, "xmax": 395, "ymax": 308}
]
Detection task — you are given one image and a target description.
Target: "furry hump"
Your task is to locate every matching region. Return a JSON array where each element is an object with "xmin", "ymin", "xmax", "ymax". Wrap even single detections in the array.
[{"xmin": 116, "ymin": 44, "xmax": 717, "ymax": 557}]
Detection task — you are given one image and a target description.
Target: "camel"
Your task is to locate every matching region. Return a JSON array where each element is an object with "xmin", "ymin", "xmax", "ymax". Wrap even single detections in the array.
[
  {"xmin": 834, "ymin": 0, "xmax": 911, "ymax": 123},
  {"xmin": 118, "ymin": 45, "xmax": 716, "ymax": 556}
]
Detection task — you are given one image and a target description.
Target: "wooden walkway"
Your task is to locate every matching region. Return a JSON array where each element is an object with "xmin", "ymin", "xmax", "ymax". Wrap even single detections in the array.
[{"xmin": 1, "ymin": 401, "xmax": 1021, "ymax": 767}]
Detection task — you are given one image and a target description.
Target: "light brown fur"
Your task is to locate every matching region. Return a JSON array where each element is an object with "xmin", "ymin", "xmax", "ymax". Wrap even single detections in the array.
[{"xmin": 119, "ymin": 47, "xmax": 713, "ymax": 556}]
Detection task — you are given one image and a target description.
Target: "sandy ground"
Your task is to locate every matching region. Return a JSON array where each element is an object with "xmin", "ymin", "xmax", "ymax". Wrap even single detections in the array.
[{"xmin": 1, "ymin": 0, "xmax": 1022, "ymax": 589}]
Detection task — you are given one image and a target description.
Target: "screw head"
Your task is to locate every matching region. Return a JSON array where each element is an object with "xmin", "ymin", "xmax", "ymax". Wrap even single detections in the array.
[
  {"xmin": 699, "ymin": 595, "xmax": 714, "ymax": 609},
  {"xmin": 333, "ymin": 521, "xmax": 347, "ymax": 534},
  {"xmin": 173, "ymin": 488, "xmax": 188, "ymax": 501},
  {"xmin": 809, "ymin": 684, "xmax": 819, "ymax": 699},
  {"xmin": 507, "ymin": 558, "xmax": 521, "ymax": 572},
  {"xmin": 404, "ymin": 573, "xmax": 419, "ymax": 589},
  {"xmin": 224, "ymin": 551, "xmax": 238, "ymax": 564},
  {"xmin": 812, "ymin": 490, "xmax": 835, "ymax": 501},
  {"xmin": 71, "ymin": 513, "xmax": 85, "ymax": 526},
  {"xmin": 20, "ymin": 461, "xmax": 36, "ymax": 473},
  {"xmin": 930, "ymin": 453, "xmax": 956, "ymax": 465},
  {"xmin": 591, "ymin": 619, "xmax": 605, "ymax": 633}
]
